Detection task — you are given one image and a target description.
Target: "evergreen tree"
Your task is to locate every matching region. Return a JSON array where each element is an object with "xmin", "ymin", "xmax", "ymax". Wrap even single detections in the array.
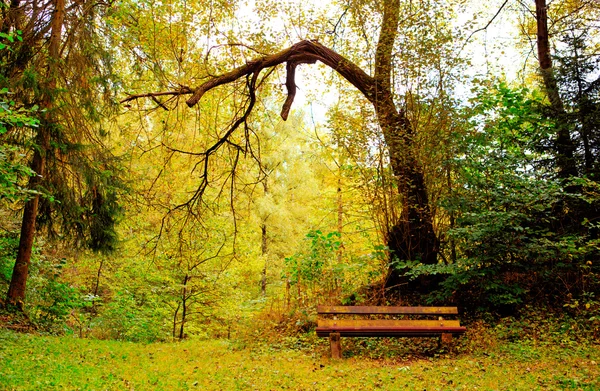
[
  {"xmin": 555, "ymin": 30, "xmax": 600, "ymax": 179},
  {"xmin": 1, "ymin": 0, "xmax": 123, "ymax": 308}
]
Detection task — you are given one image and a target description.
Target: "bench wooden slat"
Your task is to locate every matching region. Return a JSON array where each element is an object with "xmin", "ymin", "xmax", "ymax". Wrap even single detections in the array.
[
  {"xmin": 317, "ymin": 305, "xmax": 458, "ymax": 315},
  {"xmin": 316, "ymin": 327, "xmax": 466, "ymax": 338},
  {"xmin": 318, "ymin": 319, "xmax": 462, "ymax": 328}
]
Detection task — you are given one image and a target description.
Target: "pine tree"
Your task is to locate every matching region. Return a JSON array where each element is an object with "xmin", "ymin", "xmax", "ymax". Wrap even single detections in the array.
[{"xmin": 1, "ymin": 0, "xmax": 123, "ymax": 308}]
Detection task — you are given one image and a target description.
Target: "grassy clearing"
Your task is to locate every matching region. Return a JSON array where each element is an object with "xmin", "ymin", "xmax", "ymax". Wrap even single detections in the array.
[{"xmin": 1, "ymin": 325, "xmax": 598, "ymax": 391}]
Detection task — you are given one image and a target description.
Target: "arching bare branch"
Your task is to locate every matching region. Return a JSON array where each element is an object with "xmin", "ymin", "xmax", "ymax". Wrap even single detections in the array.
[{"xmin": 183, "ymin": 40, "xmax": 381, "ymax": 114}]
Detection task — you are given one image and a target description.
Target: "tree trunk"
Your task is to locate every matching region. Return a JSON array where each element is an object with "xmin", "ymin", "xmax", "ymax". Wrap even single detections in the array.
[
  {"xmin": 260, "ymin": 223, "xmax": 268, "ymax": 296},
  {"xmin": 179, "ymin": 274, "xmax": 188, "ymax": 340},
  {"xmin": 7, "ymin": 165, "xmax": 43, "ymax": 307},
  {"xmin": 336, "ymin": 173, "xmax": 343, "ymax": 265},
  {"xmin": 6, "ymin": 0, "xmax": 64, "ymax": 308},
  {"xmin": 377, "ymin": 107, "xmax": 439, "ymax": 288},
  {"xmin": 172, "ymin": 301, "xmax": 180, "ymax": 339},
  {"xmin": 260, "ymin": 179, "xmax": 268, "ymax": 296},
  {"xmin": 535, "ymin": 0, "xmax": 578, "ymax": 178},
  {"xmin": 372, "ymin": 0, "xmax": 438, "ymax": 288}
]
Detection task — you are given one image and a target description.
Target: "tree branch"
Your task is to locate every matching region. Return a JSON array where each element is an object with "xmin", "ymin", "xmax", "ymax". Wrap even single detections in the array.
[
  {"xmin": 459, "ymin": 0, "xmax": 510, "ymax": 53},
  {"xmin": 185, "ymin": 40, "xmax": 380, "ymax": 113},
  {"xmin": 281, "ymin": 61, "xmax": 298, "ymax": 121},
  {"xmin": 120, "ymin": 87, "xmax": 193, "ymax": 105},
  {"xmin": 122, "ymin": 40, "xmax": 385, "ymax": 119}
]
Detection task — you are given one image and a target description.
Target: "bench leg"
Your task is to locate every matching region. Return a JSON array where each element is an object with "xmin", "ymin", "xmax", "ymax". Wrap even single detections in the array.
[
  {"xmin": 439, "ymin": 333, "xmax": 453, "ymax": 348},
  {"xmin": 329, "ymin": 332, "xmax": 341, "ymax": 359}
]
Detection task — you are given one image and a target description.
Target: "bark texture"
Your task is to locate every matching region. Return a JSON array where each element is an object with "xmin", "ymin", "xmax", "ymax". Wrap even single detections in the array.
[{"xmin": 535, "ymin": 0, "xmax": 578, "ymax": 178}]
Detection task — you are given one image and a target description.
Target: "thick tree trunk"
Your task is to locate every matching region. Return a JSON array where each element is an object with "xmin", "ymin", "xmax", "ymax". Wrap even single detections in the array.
[
  {"xmin": 535, "ymin": 0, "xmax": 578, "ymax": 178},
  {"xmin": 6, "ymin": 0, "xmax": 64, "ymax": 307},
  {"xmin": 375, "ymin": 106, "xmax": 439, "ymax": 288},
  {"xmin": 6, "ymin": 133, "xmax": 48, "ymax": 307}
]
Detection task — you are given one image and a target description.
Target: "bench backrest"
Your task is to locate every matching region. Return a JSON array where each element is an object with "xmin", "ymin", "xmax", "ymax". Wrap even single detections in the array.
[{"xmin": 317, "ymin": 305, "xmax": 458, "ymax": 316}]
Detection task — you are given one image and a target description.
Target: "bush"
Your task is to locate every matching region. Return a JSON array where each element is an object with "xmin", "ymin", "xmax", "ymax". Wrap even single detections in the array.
[{"xmin": 402, "ymin": 83, "xmax": 600, "ymax": 312}]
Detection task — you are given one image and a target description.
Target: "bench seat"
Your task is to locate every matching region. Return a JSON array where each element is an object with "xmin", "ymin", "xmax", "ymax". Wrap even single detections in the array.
[{"xmin": 316, "ymin": 319, "xmax": 466, "ymax": 337}]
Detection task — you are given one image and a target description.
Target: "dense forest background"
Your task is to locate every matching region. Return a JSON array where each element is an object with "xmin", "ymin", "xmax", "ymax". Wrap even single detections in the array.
[{"xmin": 0, "ymin": 0, "xmax": 599, "ymax": 342}]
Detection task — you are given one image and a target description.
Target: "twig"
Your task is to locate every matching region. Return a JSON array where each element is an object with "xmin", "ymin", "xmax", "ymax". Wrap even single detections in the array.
[{"xmin": 459, "ymin": 0, "xmax": 510, "ymax": 54}]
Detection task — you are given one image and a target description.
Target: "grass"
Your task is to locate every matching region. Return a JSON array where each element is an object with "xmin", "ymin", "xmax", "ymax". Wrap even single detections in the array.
[{"xmin": 1, "ymin": 323, "xmax": 599, "ymax": 391}]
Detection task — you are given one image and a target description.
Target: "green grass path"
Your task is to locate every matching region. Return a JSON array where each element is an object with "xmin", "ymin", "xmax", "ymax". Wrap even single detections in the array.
[{"xmin": 1, "ymin": 329, "xmax": 598, "ymax": 390}]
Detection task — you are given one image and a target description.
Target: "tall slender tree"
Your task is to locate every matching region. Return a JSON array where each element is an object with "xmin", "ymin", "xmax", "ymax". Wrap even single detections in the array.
[
  {"xmin": 5, "ymin": 0, "xmax": 65, "ymax": 306},
  {"xmin": 1, "ymin": 0, "xmax": 122, "ymax": 308}
]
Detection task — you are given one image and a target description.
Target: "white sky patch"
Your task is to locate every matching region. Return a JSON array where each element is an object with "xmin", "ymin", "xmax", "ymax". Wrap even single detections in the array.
[
  {"xmin": 458, "ymin": 1, "xmax": 528, "ymax": 81},
  {"xmin": 233, "ymin": 0, "xmax": 338, "ymax": 123}
]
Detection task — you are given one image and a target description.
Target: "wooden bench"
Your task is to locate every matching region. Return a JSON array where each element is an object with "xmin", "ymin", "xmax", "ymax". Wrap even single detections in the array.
[{"xmin": 316, "ymin": 305, "xmax": 466, "ymax": 358}]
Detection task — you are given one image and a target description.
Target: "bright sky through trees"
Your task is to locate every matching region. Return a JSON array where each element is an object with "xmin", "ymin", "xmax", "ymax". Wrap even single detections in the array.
[{"xmin": 232, "ymin": 0, "xmax": 527, "ymax": 123}]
